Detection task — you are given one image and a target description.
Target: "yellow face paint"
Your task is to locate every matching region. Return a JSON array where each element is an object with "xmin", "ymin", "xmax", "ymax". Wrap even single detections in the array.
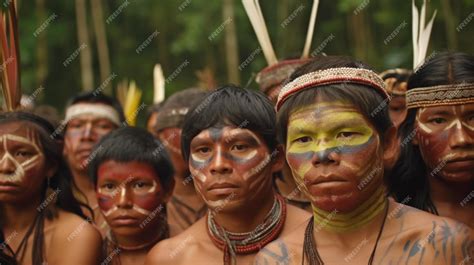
[{"xmin": 285, "ymin": 101, "xmax": 386, "ymax": 232}]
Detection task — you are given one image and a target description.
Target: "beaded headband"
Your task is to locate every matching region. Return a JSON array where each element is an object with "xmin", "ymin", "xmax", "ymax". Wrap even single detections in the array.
[
  {"xmin": 276, "ymin": 67, "xmax": 389, "ymax": 111},
  {"xmin": 406, "ymin": 83, "xmax": 474, "ymax": 109}
]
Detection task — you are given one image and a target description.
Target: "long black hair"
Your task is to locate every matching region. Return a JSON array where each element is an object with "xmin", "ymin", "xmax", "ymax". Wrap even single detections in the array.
[
  {"xmin": 388, "ymin": 51, "xmax": 474, "ymax": 213},
  {"xmin": 0, "ymin": 111, "xmax": 89, "ymax": 265}
]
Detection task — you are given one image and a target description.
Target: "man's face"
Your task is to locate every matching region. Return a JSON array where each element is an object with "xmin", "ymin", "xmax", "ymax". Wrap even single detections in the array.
[
  {"xmin": 388, "ymin": 95, "xmax": 407, "ymax": 128},
  {"xmin": 189, "ymin": 126, "xmax": 279, "ymax": 212},
  {"xmin": 0, "ymin": 121, "xmax": 51, "ymax": 203},
  {"xmin": 158, "ymin": 128, "xmax": 188, "ymax": 177},
  {"xmin": 414, "ymin": 104, "xmax": 474, "ymax": 182},
  {"xmin": 285, "ymin": 101, "xmax": 384, "ymax": 213},
  {"xmin": 96, "ymin": 160, "xmax": 169, "ymax": 237},
  {"xmin": 64, "ymin": 112, "xmax": 117, "ymax": 173}
]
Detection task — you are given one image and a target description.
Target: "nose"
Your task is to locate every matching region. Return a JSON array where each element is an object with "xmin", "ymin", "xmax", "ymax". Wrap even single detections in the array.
[
  {"xmin": 312, "ymin": 146, "xmax": 340, "ymax": 165},
  {"xmin": 0, "ymin": 154, "xmax": 16, "ymax": 176},
  {"xmin": 448, "ymin": 120, "xmax": 474, "ymax": 149},
  {"xmin": 80, "ymin": 123, "xmax": 95, "ymax": 142},
  {"xmin": 209, "ymin": 147, "xmax": 233, "ymax": 175},
  {"xmin": 116, "ymin": 187, "xmax": 133, "ymax": 209}
]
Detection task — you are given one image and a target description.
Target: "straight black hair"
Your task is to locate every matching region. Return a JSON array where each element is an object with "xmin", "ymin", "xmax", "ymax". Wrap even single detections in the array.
[
  {"xmin": 88, "ymin": 126, "xmax": 174, "ymax": 193},
  {"xmin": 181, "ymin": 85, "xmax": 278, "ymax": 161}
]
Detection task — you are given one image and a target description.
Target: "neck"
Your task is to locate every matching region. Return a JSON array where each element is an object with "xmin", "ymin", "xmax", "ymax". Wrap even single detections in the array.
[
  {"xmin": 429, "ymin": 174, "xmax": 474, "ymax": 204},
  {"xmin": 313, "ymin": 186, "xmax": 387, "ymax": 233},
  {"xmin": 113, "ymin": 221, "xmax": 167, "ymax": 251},
  {"xmin": 1, "ymin": 196, "xmax": 42, "ymax": 232},
  {"xmin": 212, "ymin": 188, "xmax": 276, "ymax": 233}
]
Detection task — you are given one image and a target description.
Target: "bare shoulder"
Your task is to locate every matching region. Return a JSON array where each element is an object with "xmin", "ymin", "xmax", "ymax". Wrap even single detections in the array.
[
  {"xmin": 146, "ymin": 218, "xmax": 208, "ymax": 265},
  {"xmin": 378, "ymin": 200, "xmax": 474, "ymax": 264},
  {"xmin": 255, "ymin": 215, "xmax": 309, "ymax": 265},
  {"xmin": 48, "ymin": 210, "xmax": 102, "ymax": 265}
]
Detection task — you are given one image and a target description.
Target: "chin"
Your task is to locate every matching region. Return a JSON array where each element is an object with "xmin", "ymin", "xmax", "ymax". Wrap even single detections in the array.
[
  {"xmin": 312, "ymin": 193, "xmax": 359, "ymax": 213},
  {"xmin": 440, "ymin": 172, "xmax": 474, "ymax": 183}
]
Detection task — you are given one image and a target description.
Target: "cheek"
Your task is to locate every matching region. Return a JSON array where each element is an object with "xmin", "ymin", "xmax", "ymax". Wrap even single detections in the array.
[
  {"xmin": 133, "ymin": 194, "xmax": 162, "ymax": 212},
  {"xmin": 286, "ymin": 151, "xmax": 313, "ymax": 180},
  {"xmin": 97, "ymin": 194, "xmax": 115, "ymax": 212},
  {"xmin": 416, "ymin": 126, "xmax": 449, "ymax": 165}
]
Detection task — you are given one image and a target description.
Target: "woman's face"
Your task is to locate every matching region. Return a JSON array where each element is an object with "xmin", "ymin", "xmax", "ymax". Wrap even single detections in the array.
[
  {"xmin": 414, "ymin": 103, "xmax": 474, "ymax": 182},
  {"xmin": 0, "ymin": 121, "xmax": 52, "ymax": 204}
]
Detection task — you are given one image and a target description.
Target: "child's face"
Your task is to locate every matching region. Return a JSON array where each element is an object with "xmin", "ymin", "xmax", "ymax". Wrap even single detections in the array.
[
  {"xmin": 285, "ymin": 100, "xmax": 385, "ymax": 213},
  {"xmin": 414, "ymin": 104, "xmax": 474, "ymax": 182},
  {"xmin": 96, "ymin": 160, "xmax": 168, "ymax": 236},
  {"xmin": 189, "ymin": 126, "xmax": 280, "ymax": 212}
]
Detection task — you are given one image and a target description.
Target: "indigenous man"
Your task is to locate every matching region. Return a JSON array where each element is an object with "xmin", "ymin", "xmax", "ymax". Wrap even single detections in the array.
[
  {"xmin": 62, "ymin": 92, "xmax": 125, "ymax": 230},
  {"xmin": 254, "ymin": 56, "xmax": 473, "ymax": 265},
  {"xmin": 145, "ymin": 85, "xmax": 310, "ymax": 265},
  {"xmin": 154, "ymin": 88, "xmax": 209, "ymax": 235}
]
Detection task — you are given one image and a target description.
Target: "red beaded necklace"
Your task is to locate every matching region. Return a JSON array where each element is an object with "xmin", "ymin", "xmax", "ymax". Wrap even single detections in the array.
[{"xmin": 206, "ymin": 195, "xmax": 287, "ymax": 265}]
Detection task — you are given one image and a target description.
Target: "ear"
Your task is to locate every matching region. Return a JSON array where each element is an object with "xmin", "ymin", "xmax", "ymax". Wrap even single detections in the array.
[
  {"xmin": 163, "ymin": 177, "xmax": 176, "ymax": 203},
  {"xmin": 383, "ymin": 126, "xmax": 399, "ymax": 169},
  {"xmin": 270, "ymin": 145, "xmax": 285, "ymax": 173}
]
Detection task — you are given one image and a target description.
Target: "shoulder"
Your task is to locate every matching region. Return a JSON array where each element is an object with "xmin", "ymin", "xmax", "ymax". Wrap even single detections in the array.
[
  {"xmin": 48, "ymin": 210, "xmax": 102, "ymax": 264},
  {"xmin": 146, "ymin": 218, "xmax": 208, "ymax": 265},
  {"xmin": 254, "ymin": 239, "xmax": 301, "ymax": 265}
]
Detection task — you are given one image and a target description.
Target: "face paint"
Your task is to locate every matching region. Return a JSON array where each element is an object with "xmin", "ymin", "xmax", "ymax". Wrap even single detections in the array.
[
  {"xmin": 64, "ymin": 113, "xmax": 117, "ymax": 172},
  {"xmin": 189, "ymin": 126, "xmax": 274, "ymax": 210},
  {"xmin": 415, "ymin": 104, "xmax": 474, "ymax": 182},
  {"xmin": 0, "ymin": 121, "xmax": 48, "ymax": 202},
  {"xmin": 96, "ymin": 160, "xmax": 166, "ymax": 234},
  {"xmin": 286, "ymin": 101, "xmax": 385, "ymax": 216}
]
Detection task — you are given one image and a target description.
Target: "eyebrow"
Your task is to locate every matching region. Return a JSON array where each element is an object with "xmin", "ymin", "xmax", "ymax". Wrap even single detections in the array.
[{"xmin": 225, "ymin": 133, "xmax": 260, "ymax": 145}]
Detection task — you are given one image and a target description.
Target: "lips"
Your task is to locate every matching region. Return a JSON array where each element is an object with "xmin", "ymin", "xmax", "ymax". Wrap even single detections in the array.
[
  {"xmin": 207, "ymin": 182, "xmax": 239, "ymax": 196},
  {"xmin": 110, "ymin": 215, "xmax": 140, "ymax": 226},
  {"xmin": 0, "ymin": 181, "xmax": 20, "ymax": 192},
  {"xmin": 308, "ymin": 175, "xmax": 348, "ymax": 186}
]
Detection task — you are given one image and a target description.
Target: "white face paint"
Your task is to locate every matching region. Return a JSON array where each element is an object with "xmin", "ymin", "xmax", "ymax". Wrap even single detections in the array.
[{"xmin": 0, "ymin": 133, "xmax": 43, "ymax": 183}]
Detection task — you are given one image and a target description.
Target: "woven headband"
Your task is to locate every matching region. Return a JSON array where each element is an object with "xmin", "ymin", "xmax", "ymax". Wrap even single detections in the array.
[
  {"xmin": 276, "ymin": 67, "xmax": 389, "ymax": 111},
  {"xmin": 406, "ymin": 83, "xmax": 474, "ymax": 109}
]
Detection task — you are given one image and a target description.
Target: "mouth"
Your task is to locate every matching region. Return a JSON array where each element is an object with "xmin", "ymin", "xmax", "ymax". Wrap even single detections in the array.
[
  {"xmin": 207, "ymin": 182, "xmax": 239, "ymax": 196},
  {"xmin": 309, "ymin": 175, "xmax": 348, "ymax": 186},
  {"xmin": 111, "ymin": 215, "xmax": 140, "ymax": 226},
  {"xmin": 0, "ymin": 182, "xmax": 20, "ymax": 192}
]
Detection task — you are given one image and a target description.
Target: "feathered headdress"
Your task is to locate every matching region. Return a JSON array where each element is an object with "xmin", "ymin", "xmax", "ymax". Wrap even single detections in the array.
[
  {"xmin": 153, "ymin": 64, "xmax": 165, "ymax": 104},
  {"xmin": 116, "ymin": 80, "xmax": 142, "ymax": 126},
  {"xmin": 242, "ymin": 0, "xmax": 319, "ymax": 99},
  {"xmin": 412, "ymin": 0, "xmax": 437, "ymax": 69},
  {"xmin": 0, "ymin": 2, "xmax": 21, "ymax": 111}
]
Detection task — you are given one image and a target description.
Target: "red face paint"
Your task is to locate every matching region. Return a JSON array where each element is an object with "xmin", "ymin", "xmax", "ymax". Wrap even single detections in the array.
[
  {"xmin": 96, "ymin": 160, "xmax": 166, "ymax": 236},
  {"xmin": 189, "ymin": 126, "xmax": 275, "ymax": 211},
  {"xmin": 415, "ymin": 104, "xmax": 474, "ymax": 182},
  {"xmin": 0, "ymin": 121, "xmax": 48, "ymax": 203}
]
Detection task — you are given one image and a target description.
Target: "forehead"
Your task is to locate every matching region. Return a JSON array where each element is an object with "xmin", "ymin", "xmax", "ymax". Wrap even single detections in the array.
[
  {"xmin": 192, "ymin": 126, "xmax": 262, "ymax": 142},
  {"xmin": 0, "ymin": 121, "xmax": 42, "ymax": 139},
  {"xmin": 288, "ymin": 101, "xmax": 369, "ymax": 126},
  {"xmin": 97, "ymin": 160, "xmax": 159, "ymax": 180},
  {"xmin": 67, "ymin": 114, "xmax": 115, "ymax": 124}
]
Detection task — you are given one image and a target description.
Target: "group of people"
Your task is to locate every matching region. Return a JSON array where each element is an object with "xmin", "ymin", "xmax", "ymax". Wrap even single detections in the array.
[{"xmin": 0, "ymin": 51, "xmax": 473, "ymax": 265}]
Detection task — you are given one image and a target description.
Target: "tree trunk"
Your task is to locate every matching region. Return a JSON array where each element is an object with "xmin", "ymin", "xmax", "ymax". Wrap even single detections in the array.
[
  {"xmin": 75, "ymin": 0, "xmax": 94, "ymax": 91},
  {"xmin": 36, "ymin": 0, "xmax": 48, "ymax": 89},
  {"xmin": 91, "ymin": 0, "xmax": 112, "ymax": 94},
  {"xmin": 223, "ymin": 0, "xmax": 240, "ymax": 84},
  {"xmin": 440, "ymin": 0, "xmax": 458, "ymax": 50}
]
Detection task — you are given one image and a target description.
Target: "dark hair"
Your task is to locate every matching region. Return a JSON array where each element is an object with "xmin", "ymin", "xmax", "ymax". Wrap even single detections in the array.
[
  {"xmin": 66, "ymin": 91, "xmax": 126, "ymax": 124},
  {"xmin": 0, "ymin": 111, "xmax": 88, "ymax": 265},
  {"xmin": 181, "ymin": 85, "xmax": 278, "ymax": 161},
  {"xmin": 88, "ymin": 126, "xmax": 174, "ymax": 193},
  {"xmin": 380, "ymin": 69, "xmax": 412, "ymax": 88},
  {"xmin": 389, "ymin": 51, "xmax": 474, "ymax": 213},
  {"xmin": 276, "ymin": 55, "xmax": 393, "ymax": 145}
]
